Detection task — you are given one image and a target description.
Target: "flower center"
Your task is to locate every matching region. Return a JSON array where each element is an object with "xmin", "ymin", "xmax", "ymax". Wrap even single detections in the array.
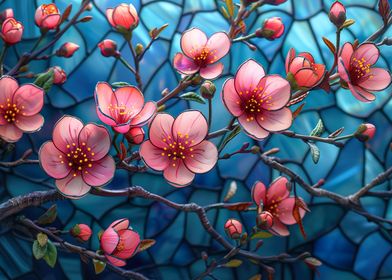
[
  {"xmin": 351, "ymin": 57, "xmax": 373, "ymax": 82},
  {"xmin": 42, "ymin": 4, "xmax": 58, "ymax": 15},
  {"xmin": 192, "ymin": 47, "xmax": 217, "ymax": 67},
  {"xmin": 0, "ymin": 99, "xmax": 25, "ymax": 123},
  {"xmin": 116, "ymin": 240, "xmax": 125, "ymax": 251},
  {"xmin": 160, "ymin": 133, "xmax": 195, "ymax": 167},
  {"xmin": 59, "ymin": 142, "xmax": 95, "ymax": 176},
  {"xmin": 237, "ymin": 87, "xmax": 274, "ymax": 122},
  {"xmin": 107, "ymin": 103, "xmax": 134, "ymax": 123}
]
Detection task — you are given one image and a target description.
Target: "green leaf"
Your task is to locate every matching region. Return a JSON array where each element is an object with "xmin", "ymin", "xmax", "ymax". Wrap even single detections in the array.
[
  {"xmin": 307, "ymin": 142, "xmax": 320, "ymax": 164},
  {"xmin": 138, "ymin": 239, "xmax": 156, "ymax": 252},
  {"xmin": 43, "ymin": 240, "xmax": 57, "ymax": 268},
  {"xmin": 251, "ymin": 231, "xmax": 273, "ymax": 239},
  {"xmin": 179, "ymin": 92, "xmax": 206, "ymax": 104},
  {"xmin": 32, "ymin": 240, "xmax": 47, "ymax": 260},
  {"xmin": 111, "ymin": 81, "xmax": 131, "ymax": 88},
  {"xmin": 322, "ymin": 37, "xmax": 336, "ymax": 54},
  {"xmin": 149, "ymin": 23, "xmax": 169, "ymax": 39},
  {"xmin": 37, "ymin": 233, "xmax": 48, "ymax": 247},
  {"xmin": 218, "ymin": 125, "xmax": 241, "ymax": 152},
  {"xmin": 341, "ymin": 19, "xmax": 355, "ymax": 29},
  {"xmin": 310, "ymin": 119, "xmax": 324, "ymax": 137},
  {"xmin": 93, "ymin": 259, "xmax": 106, "ymax": 274},
  {"xmin": 224, "ymin": 259, "xmax": 243, "ymax": 267},
  {"xmin": 37, "ymin": 204, "xmax": 57, "ymax": 225},
  {"xmin": 34, "ymin": 69, "xmax": 54, "ymax": 93}
]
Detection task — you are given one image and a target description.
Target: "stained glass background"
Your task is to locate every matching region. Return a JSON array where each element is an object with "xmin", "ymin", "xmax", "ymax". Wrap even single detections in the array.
[{"xmin": 0, "ymin": 0, "xmax": 391, "ymax": 279}]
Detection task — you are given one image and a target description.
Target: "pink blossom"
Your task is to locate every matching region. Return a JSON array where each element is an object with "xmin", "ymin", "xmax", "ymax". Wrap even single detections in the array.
[
  {"xmin": 224, "ymin": 219, "xmax": 243, "ymax": 239},
  {"xmin": 35, "ymin": 4, "xmax": 61, "ymax": 30},
  {"xmin": 256, "ymin": 17, "xmax": 284, "ymax": 40},
  {"xmin": 329, "ymin": 1, "xmax": 346, "ymax": 27},
  {"xmin": 39, "ymin": 116, "xmax": 115, "ymax": 199},
  {"xmin": 106, "ymin": 4, "xmax": 139, "ymax": 31},
  {"xmin": 221, "ymin": 59, "xmax": 292, "ymax": 140},
  {"xmin": 0, "ymin": 76, "xmax": 44, "ymax": 142},
  {"xmin": 173, "ymin": 28, "xmax": 231, "ymax": 79},
  {"xmin": 252, "ymin": 177, "xmax": 307, "ymax": 236},
  {"xmin": 70, "ymin": 224, "xmax": 92, "ymax": 242},
  {"xmin": 1, "ymin": 17, "xmax": 23, "ymax": 45},
  {"xmin": 51, "ymin": 66, "xmax": 67, "ymax": 84},
  {"xmin": 338, "ymin": 43, "xmax": 391, "ymax": 102},
  {"xmin": 98, "ymin": 39, "xmax": 119, "ymax": 57},
  {"xmin": 139, "ymin": 111, "xmax": 218, "ymax": 187},
  {"xmin": 56, "ymin": 42, "xmax": 80, "ymax": 58},
  {"xmin": 285, "ymin": 48, "xmax": 326, "ymax": 88},
  {"xmin": 100, "ymin": 218, "xmax": 140, "ymax": 267},
  {"xmin": 94, "ymin": 82, "xmax": 156, "ymax": 134}
]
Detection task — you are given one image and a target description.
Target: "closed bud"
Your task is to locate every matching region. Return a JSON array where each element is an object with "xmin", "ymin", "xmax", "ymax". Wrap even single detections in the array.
[
  {"xmin": 224, "ymin": 219, "xmax": 243, "ymax": 239},
  {"xmin": 329, "ymin": 1, "xmax": 346, "ymax": 28},
  {"xmin": 35, "ymin": 4, "xmax": 61, "ymax": 30},
  {"xmin": 191, "ymin": 75, "xmax": 202, "ymax": 86},
  {"xmin": 256, "ymin": 17, "xmax": 284, "ymax": 40},
  {"xmin": 200, "ymin": 80, "xmax": 216, "ymax": 99},
  {"xmin": 70, "ymin": 224, "xmax": 92, "ymax": 242},
  {"xmin": 1, "ymin": 18, "xmax": 23, "ymax": 45},
  {"xmin": 56, "ymin": 42, "xmax": 80, "ymax": 58},
  {"xmin": 355, "ymin": 123, "xmax": 375, "ymax": 142},
  {"xmin": 98, "ymin": 39, "xmax": 119, "ymax": 57},
  {"xmin": 250, "ymin": 145, "xmax": 260, "ymax": 154},
  {"xmin": 135, "ymin": 43, "xmax": 144, "ymax": 56},
  {"xmin": 125, "ymin": 127, "xmax": 145, "ymax": 145},
  {"xmin": 201, "ymin": 251, "xmax": 208, "ymax": 261},
  {"xmin": 52, "ymin": 66, "xmax": 67, "ymax": 84},
  {"xmin": 256, "ymin": 211, "xmax": 274, "ymax": 230}
]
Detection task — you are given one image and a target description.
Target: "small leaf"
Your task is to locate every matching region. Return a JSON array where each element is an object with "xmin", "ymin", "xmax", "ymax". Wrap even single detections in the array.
[
  {"xmin": 224, "ymin": 202, "xmax": 253, "ymax": 211},
  {"xmin": 112, "ymin": 81, "xmax": 131, "ymax": 88},
  {"xmin": 292, "ymin": 103, "xmax": 305, "ymax": 120},
  {"xmin": 93, "ymin": 259, "xmax": 106, "ymax": 274},
  {"xmin": 322, "ymin": 37, "xmax": 336, "ymax": 54},
  {"xmin": 310, "ymin": 119, "xmax": 324, "ymax": 137},
  {"xmin": 43, "ymin": 240, "xmax": 57, "ymax": 268},
  {"xmin": 224, "ymin": 259, "xmax": 243, "ymax": 267},
  {"xmin": 138, "ymin": 239, "xmax": 156, "ymax": 252},
  {"xmin": 248, "ymin": 274, "xmax": 262, "ymax": 280},
  {"xmin": 80, "ymin": 16, "xmax": 93, "ymax": 22},
  {"xmin": 328, "ymin": 127, "xmax": 344, "ymax": 138},
  {"xmin": 307, "ymin": 142, "xmax": 320, "ymax": 164},
  {"xmin": 37, "ymin": 233, "xmax": 48, "ymax": 247},
  {"xmin": 32, "ymin": 240, "xmax": 47, "ymax": 260},
  {"xmin": 150, "ymin": 23, "xmax": 169, "ymax": 39},
  {"xmin": 224, "ymin": 181, "xmax": 237, "ymax": 202},
  {"xmin": 293, "ymin": 198, "xmax": 308, "ymax": 239},
  {"xmin": 225, "ymin": 0, "xmax": 234, "ymax": 18},
  {"xmin": 179, "ymin": 92, "xmax": 206, "ymax": 104},
  {"xmin": 304, "ymin": 257, "xmax": 322, "ymax": 267},
  {"xmin": 34, "ymin": 69, "xmax": 54, "ymax": 93},
  {"xmin": 220, "ymin": 6, "xmax": 230, "ymax": 19},
  {"xmin": 37, "ymin": 204, "xmax": 57, "ymax": 225},
  {"xmin": 251, "ymin": 231, "xmax": 273, "ymax": 239},
  {"xmin": 378, "ymin": 0, "xmax": 391, "ymax": 24},
  {"xmin": 219, "ymin": 125, "xmax": 241, "ymax": 152},
  {"xmin": 60, "ymin": 4, "xmax": 72, "ymax": 25},
  {"xmin": 341, "ymin": 19, "xmax": 355, "ymax": 29}
]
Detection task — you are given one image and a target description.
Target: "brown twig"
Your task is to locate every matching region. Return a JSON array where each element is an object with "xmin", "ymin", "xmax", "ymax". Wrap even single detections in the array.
[
  {"xmin": 0, "ymin": 149, "xmax": 39, "ymax": 167},
  {"xmin": 156, "ymin": 76, "xmax": 194, "ymax": 106},
  {"xmin": 280, "ymin": 131, "xmax": 345, "ymax": 148}
]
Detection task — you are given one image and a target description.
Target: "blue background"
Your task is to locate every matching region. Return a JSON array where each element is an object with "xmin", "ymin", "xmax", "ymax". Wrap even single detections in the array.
[{"xmin": 0, "ymin": 0, "xmax": 391, "ymax": 279}]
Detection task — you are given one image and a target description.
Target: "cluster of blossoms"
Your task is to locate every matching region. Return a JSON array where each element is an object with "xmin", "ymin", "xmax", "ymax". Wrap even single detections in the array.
[{"xmin": 0, "ymin": 0, "xmax": 389, "ymax": 269}]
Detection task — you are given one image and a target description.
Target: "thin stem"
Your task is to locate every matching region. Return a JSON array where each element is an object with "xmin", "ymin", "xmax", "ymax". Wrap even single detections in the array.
[
  {"xmin": 127, "ymin": 38, "xmax": 143, "ymax": 90},
  {"xmin": 280, "ymin": 130, "xmax": 345, "ymax": 148},
  {"xmin": 208, "ymin": 98, "xmax": 212, "ymax": 128},
  {"xmin": 327, "ymin": 28, "xmax": 341, "ymax": 76},
  {"xmin": 365, "ymin": 16, "xmax": 392, "ymax": 42},
  {"xmin": 156, "ymin": 75, "xmax": 194, "ymax": 106},
  {"xmin": 30, "ymin": 32, "xmax": 47, "ymax": 54},
  {"xmin": 232, "ymin": 33, "xmax": 256, "ymax": 42},
  {"xmin": 117, "ymin": 55, "xmax": 136, "ymax": 74},
  {"xmin": 0, "ymin": 44, "xmax": 8, "ymax": 75}
]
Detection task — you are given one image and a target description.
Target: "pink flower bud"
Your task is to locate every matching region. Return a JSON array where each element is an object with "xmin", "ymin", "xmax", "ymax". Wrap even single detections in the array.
[
  {"xmin": 98, "ymin": 39, "xmax": 119, "ymax": 57},
  {"xmin": 51, "ymin": 66, "xmax": 67, "ymax": 84},
  {"xmin": 70, "ymin": 224, "xmax": 92, "ymax": 242},
  {"xmin": 264, "ymin": 0, "xmax": 287, "ymax": 5},
  {"xmin": 1, "ymin": 18, "xmax": 23, "ymax": 45},
  {"xmin": 200, "ymin": 80, "xmax": 216, "ymax": 99},
  {"xmin": 35, "ymin": 4, "xmax": 61, "ymax": 30},
  {"xmin": 126, "ymin": 127, "xmax": 145, "ymax": 144},
  {"xmin": 224, "ymin": 219, "xmax": 243, "ymax": 239},
  {"xmin": 56, "ymin": 42, "xmax": 80, "ymax": 58},
  {"xmin": 0, "ymin": 9, "xmax": 14, "ymax": 23},
  {"xmin": 256, "ymin": 17, "xmax": 284, "ymax": 40},
  {"xmin": 329, "ymin": 1, "xmax": 346, "ymax": 28},
  {"xmin": 106, "ymin": 4, "xmax": 139, "ymax": 31},
  {"xmin": 256, "ymin": 211, "xmax": 274, "ymax": 230},
  {"xmin": 355, "ymin": 123, "xmax": 376, "ymax": 142}
]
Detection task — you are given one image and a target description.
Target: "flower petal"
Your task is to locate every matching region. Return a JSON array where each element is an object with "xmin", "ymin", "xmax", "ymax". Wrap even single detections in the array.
[
  {"xmin": 129, "ymin": 101, "xmax": 156, "ymax": 126},
  {"xmin": 339, "ymin": 42, "xmax": 354, "ymax": 71},
  {"xmin": 234, "ymin": 59, "xmax": 266, "ymax": 94},
  {"xmin": 82, "ymin": 155, "xmax": 115, "ymax": 187},
  {"xmin": 172, "ymin": 110, "xmax": 208, "ymax": 146},
  {"xmin": 221, "ymin": 78, "xmax": 244, "ymax": 117},
  {"xmin": 94, "ymin": 82, "xmax": 117, "ymax": 126},
  {"xmin": 238, "ymin": 114, "xmax": 269, "ymax": 140},
  {"xmin": 359, "ymin": 68, "xmax": 391, "ymax": 91},
  {"xmin": 0, "ymin": 124, "xmax": 23, "ymax": 142},
  {"xmin": 39, "ymin": 141, "xmax": 71, "ymax": 179},
  {"xmin": 252, "ymin": 181, "xmax": 266, "ymax": 206},
  {"xmin": 199, "ymin": 63, "xmax": 224, "ymax": 79},
  {"xmin": 354, "ymin": 43, "xmax": 379, "ymax": 65},
  {"xmin": 109, "ymin": 219, "xmax": 130, "ymax": 231},
  {"xmin": 113, "ymin": 229, "xmax": 140, "ymax": 259},
  {"xmin": 78, "ymin": 123, "xmax": 111, "ymax": 161},
  {"xmin": 56, "ymin": 173, "xmax": 91, "ymax": 199},
  {"xmin": 184, "ymin": 140, "xmax": 217, "ymax": 173},
  {"xmin": 12, "ymin": 84, "xmax": 44, "ymax": 116},
  {"xmin": 41, "ymin": 14, "xmax": 60, "ymax": 29},
  {"xmin": 257, "ymin": 107, "xmax": 292, "ymax": 132},
  {"xmin": 267, "ymin": 177, "xmax": 290, "ymax": 202},
  {"xmin": 258, "ymin": 75, "xmax": 291, "ymax": 110},
  {"xmin": 113, "ymin": 124, "xmax": 130, "ymax": 134},
  {"xmin": 270, "ymin": 219, "xmax": 289, "ymax": 236},
  {"xmin": 163, "ymin": 160, "xmax": 195, "ymax": 187},
  {"xmin": 205, "ymin": 31, "xmax": 230, "ymax": 62},
  {"xmin": 277, "ymin": 197, "xmax": 306, "ymax": 225},
  {"xmin": 105, "ymin": 254, "xmax": 126, "ymax": 267},
  {"xmin": 285, "ymin": 48, "xmax": 295, "ymax": 73},
  {"xmin": 148, "ymin": 113, "xmax": 174, "ymax": 148},
  {"xmin": 181, "ymin": 28, "xmax": 208, "ymax": 58},
  {"xmin": 101, "ymin": 227, "xmax": 119, "ymax": 254},
  {"xmin": 349, "ymin": 84, "xmax": 375, "ymax": 102},
  {"xmin": 173, "ymin": 53, "xmax": 199, "ymax": 75},
  {"xmin": 114, "ymin": 86, "xmax": 144, "ymax": 117},
  {"xmin": 14, "ymin": 114, "xmax": 44, "ymax": 132},
  {"xmin": 0, "ymin": 76, "xmax": 18, "ymax": 106},
  {"xmin": 140, "ymin": 140, "xmax": 169, "ymax": 171},
  {"xmin": 53, "ymin": 116, "xmax": 84, "ymax": 153},
  {"xmin": 106, "ymin": 8, "xmax": 115, "ymax": 26}
]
